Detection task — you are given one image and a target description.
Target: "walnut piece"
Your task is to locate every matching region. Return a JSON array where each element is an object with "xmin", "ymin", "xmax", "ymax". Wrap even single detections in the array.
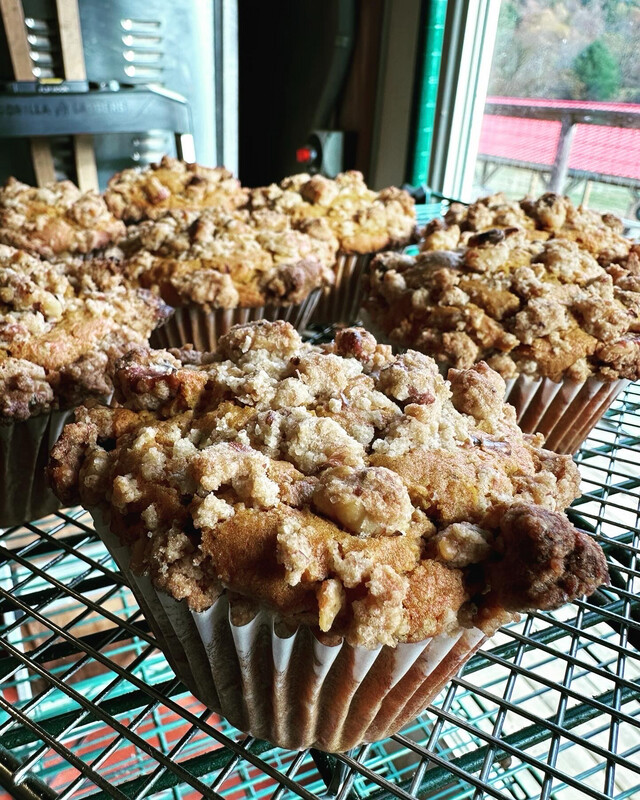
[{"xmin": 366, "ymin": 195, "xmax": 636, "ymax": 381}]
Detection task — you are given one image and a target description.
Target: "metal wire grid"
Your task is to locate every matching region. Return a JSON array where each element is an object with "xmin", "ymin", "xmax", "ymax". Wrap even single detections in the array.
[{"xmin": 0, "ymin": 385, "xmax": 638, "ymax": 800}]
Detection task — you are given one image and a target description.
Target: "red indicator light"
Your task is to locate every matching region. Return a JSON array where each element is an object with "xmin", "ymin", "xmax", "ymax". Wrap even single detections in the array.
[{"xmin": 296, "ymin": 146, "xmax": 316, "ymax": 164}]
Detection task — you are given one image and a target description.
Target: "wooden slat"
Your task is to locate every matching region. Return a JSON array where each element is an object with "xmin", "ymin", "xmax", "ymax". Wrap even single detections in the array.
[
  {"xmin": 0, "ymin": 0, "xmax": 32, "ymax": 78},
  {"xmin": 0, "ymin": 0, "xmax": 57, "ymax": 186},
  {"xmin": 71, "ymin": 134, "xmax": 99, "ymax": 192},
  {"xmin": 55, "ymin": 0, "xmax": 86, "ymax": 80},
  {"xmin": 30, "ymin": 139, "xmax": 57, "ymax": 184},
  {"xmin": 55, "ymin": 0, "xmax": 99, "ymax": 191}
]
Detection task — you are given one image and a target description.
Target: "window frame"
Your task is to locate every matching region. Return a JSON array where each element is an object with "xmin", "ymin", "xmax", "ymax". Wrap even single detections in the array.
[{"xmin": 428, "ymin": 0, "xmax": 501, "ymax": 201}]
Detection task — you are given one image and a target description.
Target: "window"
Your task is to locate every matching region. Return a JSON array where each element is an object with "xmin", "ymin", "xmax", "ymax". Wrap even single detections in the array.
[{"xmin": 471, "ymin": 0, "xmax": 640, "ymax": 227}]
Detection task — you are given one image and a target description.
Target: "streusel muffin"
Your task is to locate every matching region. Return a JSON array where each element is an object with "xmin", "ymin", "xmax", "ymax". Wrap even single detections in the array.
[
  {"xmin": 49, "ymin": 321, "xmax": 608, "ymax": 750},
  {"xmin": 122, "ymin": 207, "xmax": 337, "ymax": 350},
  {"xmin": 104, "ymin": 156, "xmax": 248, "ymax": 223},
  {"xmin": 0, "ymin": 177, "xmax": 126, "ymax": 260},
  {"xmin": 366, "ymin": 227, "xmax": 640, "ymax": 452},
  {"xmin": 0, "ymin": 246, "xmax": 171, "ymax": 525},
  {"xmin": 249, "ymin": 171, "xmax": 417, "ymax": 323},
  {"xmin": 422, "ymin": 192, "xmax": 632, "ymax": 267}
]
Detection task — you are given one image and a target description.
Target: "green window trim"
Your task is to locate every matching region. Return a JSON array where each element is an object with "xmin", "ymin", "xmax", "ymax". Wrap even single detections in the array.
[{"xmin": 409, "ymin": 0, "xmax": 448, "ymax": 186}]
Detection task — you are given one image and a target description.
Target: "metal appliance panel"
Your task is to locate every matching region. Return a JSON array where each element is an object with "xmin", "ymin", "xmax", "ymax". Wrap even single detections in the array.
[{"xmin": 0, "ymin": 0, "xmax": 235, "ymax": 187}]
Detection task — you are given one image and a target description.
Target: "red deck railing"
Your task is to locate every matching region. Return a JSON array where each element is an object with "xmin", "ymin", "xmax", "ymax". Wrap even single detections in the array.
[{"xmin": 479, "ymin": 96, "xmax": 640, "ymax": 189}]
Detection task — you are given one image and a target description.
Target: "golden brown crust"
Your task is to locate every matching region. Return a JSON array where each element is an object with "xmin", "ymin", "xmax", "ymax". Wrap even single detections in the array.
[
  {"xmin": 49, "ymin": 321, "xmax": 608, "ymax": 647},
  {"xmin": 104, "ymin": 156, "xmax": 248, "ymax": 222},
  {"xmin": 367, "ymin": 223, "xmax": 639, "ymax": 381},
  {"xmin": 249, "ymin": 171, "xmax": 417, "ymax": 254},
  {"xmin": 0, "ymin": 177, "xmax": 126, "ymax": 259},
  {"xmin": 426, "ymin": 192, "xmax": 632, "ymax": 267},
  {"xmin": 517, "ymin": 327, "xmax": 598, "ymax": 383},
  {"xmin": 123, "ymin": 207, "xmax": 337, "ymax": 309},
  {"xmin": 0, "ymin": 246, "xmax": 171, "ymax": 420}
]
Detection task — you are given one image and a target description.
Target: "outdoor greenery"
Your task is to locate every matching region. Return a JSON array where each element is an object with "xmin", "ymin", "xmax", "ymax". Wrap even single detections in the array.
[
  {"xmin": 574, "ymin": 40, "xmax": 621, "ymax": 99},
  {"xmin": 489, "ymin": 0, "xmax": 640, "ymax": 101}
]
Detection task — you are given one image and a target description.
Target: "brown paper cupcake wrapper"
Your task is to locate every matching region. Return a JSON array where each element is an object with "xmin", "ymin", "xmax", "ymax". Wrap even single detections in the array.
[
  {"xmin": 311, "ymin": 253, "xmax": 375, "ymax": 326},
  {"xmin": 504, "ymin": 374, "xmax": 628, "ymax": 454},
  {"xmin": 92, "ymin": 509, "xmax": 485, "ymax": 752},
  {"xmin": 0, "ymin": 409, "xmax": 75, "ymax": 527},
  {"xmin": 150, "ymin": 289, "xmax": 322, "ymax": 351}
]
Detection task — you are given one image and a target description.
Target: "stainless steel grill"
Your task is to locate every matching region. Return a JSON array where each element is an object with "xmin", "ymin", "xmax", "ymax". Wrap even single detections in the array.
[{"xmin": 0, "ymin": 380, "xmax": 638, "ymax": 800}]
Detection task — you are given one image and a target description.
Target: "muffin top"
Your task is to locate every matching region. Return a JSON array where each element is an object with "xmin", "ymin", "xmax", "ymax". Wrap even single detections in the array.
[
  {"xmin": 0, "ymin": 246, "xmax": 171, "ymax": 421},
  {"xmin": 423, "ymin": 192, "xmax": 632, "ymax": 267},
  {"xmin": 123, "ymin": 207, "xmax": 337, "ymax": 309},
  {"xmin": 249, "ymin": 171, "xmax": 417, "ymax": 254},
  {"xmin": 0, "ymin": 177, "xmax": 126, "ymax": 260},
  {"xmin": 49, "ymin": 321, "xmax": 607, "ymax": 648},
  {"xmin": 368, "ymin": 230, "xmax": 640, "ymax": 382},
  {"xmin": 104, "ymin": 156, "xmax": 248, "ymax": 223}
]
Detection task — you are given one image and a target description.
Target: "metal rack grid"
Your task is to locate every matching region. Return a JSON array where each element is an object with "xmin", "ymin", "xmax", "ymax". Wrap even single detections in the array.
[{"xmin": 0, "ymin": 383, "xmax": 638, "ymax": 800}]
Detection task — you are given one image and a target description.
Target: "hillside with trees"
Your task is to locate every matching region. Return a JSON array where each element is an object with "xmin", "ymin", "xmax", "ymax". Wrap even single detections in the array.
[{"xmin": 489, "ymin": 0, "xmax": 640, "ymax": 102}]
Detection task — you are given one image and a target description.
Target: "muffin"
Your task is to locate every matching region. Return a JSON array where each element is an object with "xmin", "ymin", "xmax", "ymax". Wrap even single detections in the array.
[
  {"xmin": 104, "ymin": 156, "xmax": 248, "ymax": 223},
  {"xmin": 49, "ymin": 320, "xmax": 608, "ymax": 750},
  {"xmin": 423, "ymin": 191, "xmax": 632, "ymax": 267},
  {"xmin": 0, "ymin": 177, "xmax": 126, "ymax": 260},
  {"xmin": 367, "ymin": 226, "xmax": 640, "ymax": 453},
  {"xmin": 0, "ymin": 246, "xmax": 171, "ymax": 525},
  {"xmin": 121, "ymin": 206, "xmax": 337, "ymax": 350},
  {"xmin": 249, "ymin": 171, "xmax": 417, "ymax": 324}
]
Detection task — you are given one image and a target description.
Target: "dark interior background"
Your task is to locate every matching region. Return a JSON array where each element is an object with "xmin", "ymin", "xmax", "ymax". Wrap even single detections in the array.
[{"xmin": 238, "ymin": 0, "xmax": 386, "ymax": 186}]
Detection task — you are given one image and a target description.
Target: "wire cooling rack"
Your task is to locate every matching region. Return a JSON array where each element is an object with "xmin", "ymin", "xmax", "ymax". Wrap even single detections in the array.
[{"xmin": 0, "ymin": 381, "xmax": 638, "ymax": 800}]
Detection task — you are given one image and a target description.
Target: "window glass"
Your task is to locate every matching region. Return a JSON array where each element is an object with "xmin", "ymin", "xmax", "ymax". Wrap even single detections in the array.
[{"xmin": 473, "ymin": 0, "xmax": 640, "ymax": 226}]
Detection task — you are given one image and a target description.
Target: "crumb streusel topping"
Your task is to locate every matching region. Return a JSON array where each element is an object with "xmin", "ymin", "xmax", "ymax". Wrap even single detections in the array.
[
  {"xmin": 123, "ymin": 207, "xmax": 338, "ymax": 309},
  {"xmin": 249, "ymin": 171, "xmax": 417, "ymax": 254},
  {"xmin": 49, "ymin": 321, "xmax": 608, "ymax": 648},
  {"xmin": 104, "ymin": 156, "xmax": 248, "ymax": 223},
  {"xmin": 0, "ymin": 246, "xmax": 171, "ymax": 420},
  {"xmin": 367, "ymin": 228, "xmax": 640, "ymax": 382},
  {"xmin": 422, "ymin": 192, "xmax": 632, "ymax": 267},
  {"xmin": 0, "ymin": 177, "xmax": 126, "ymax": 260}
]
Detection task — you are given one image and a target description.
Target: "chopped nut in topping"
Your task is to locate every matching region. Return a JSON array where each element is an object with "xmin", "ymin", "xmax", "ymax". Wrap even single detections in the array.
[
  {"xmin": 432, "ymin": 522, "xmax": 492, "ymax": 568},
  {"xmin": 249, "ymin": 171, "xmax": 417, "ymax": 254},
  {"xmin": 0, "ymin": 246, "xmax": 172, "ymax": 421},
  {"xmin": 123, "ymin": 206, "xmax": 337, "ymax": 309},
  {"xmin": 367, "ymin": 218, "xmax": 638, "ymax": 382},
  {"xmin": 423, "ymin": 192, "xmax": 631, "ymax": 267},
  {"xmin": 104, "ymin": 156, "xmax": 248, "ymax": 222},
  {"xmin": 0, "ymin": 177, "xmax": 125, "ymax": 259}
]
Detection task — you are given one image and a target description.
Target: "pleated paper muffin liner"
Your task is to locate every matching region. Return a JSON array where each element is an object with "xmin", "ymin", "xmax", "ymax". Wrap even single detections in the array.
[
  {"xmin": 0, "ymin": 409, "xmax": 74, "ymax": 527},
  {"xmin": 92, "ymin": 508, "xmax": 485, "ymax": 752},
  {"xmin": 504, "ymin": 374, "xmax": 629, "ymax": 454},
  {"xmin": 311, "ymin": 253, "xmax": 374, "ymax": 326},
  {"xmin": 150, "ymin": 289, "xmax": 322, "ymax": 351}
]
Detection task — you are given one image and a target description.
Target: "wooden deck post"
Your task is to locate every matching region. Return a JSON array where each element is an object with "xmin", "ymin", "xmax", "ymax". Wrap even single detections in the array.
[{"xmin": 548, "ymin": 116, "xmax": 576, "ymax": 194}]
